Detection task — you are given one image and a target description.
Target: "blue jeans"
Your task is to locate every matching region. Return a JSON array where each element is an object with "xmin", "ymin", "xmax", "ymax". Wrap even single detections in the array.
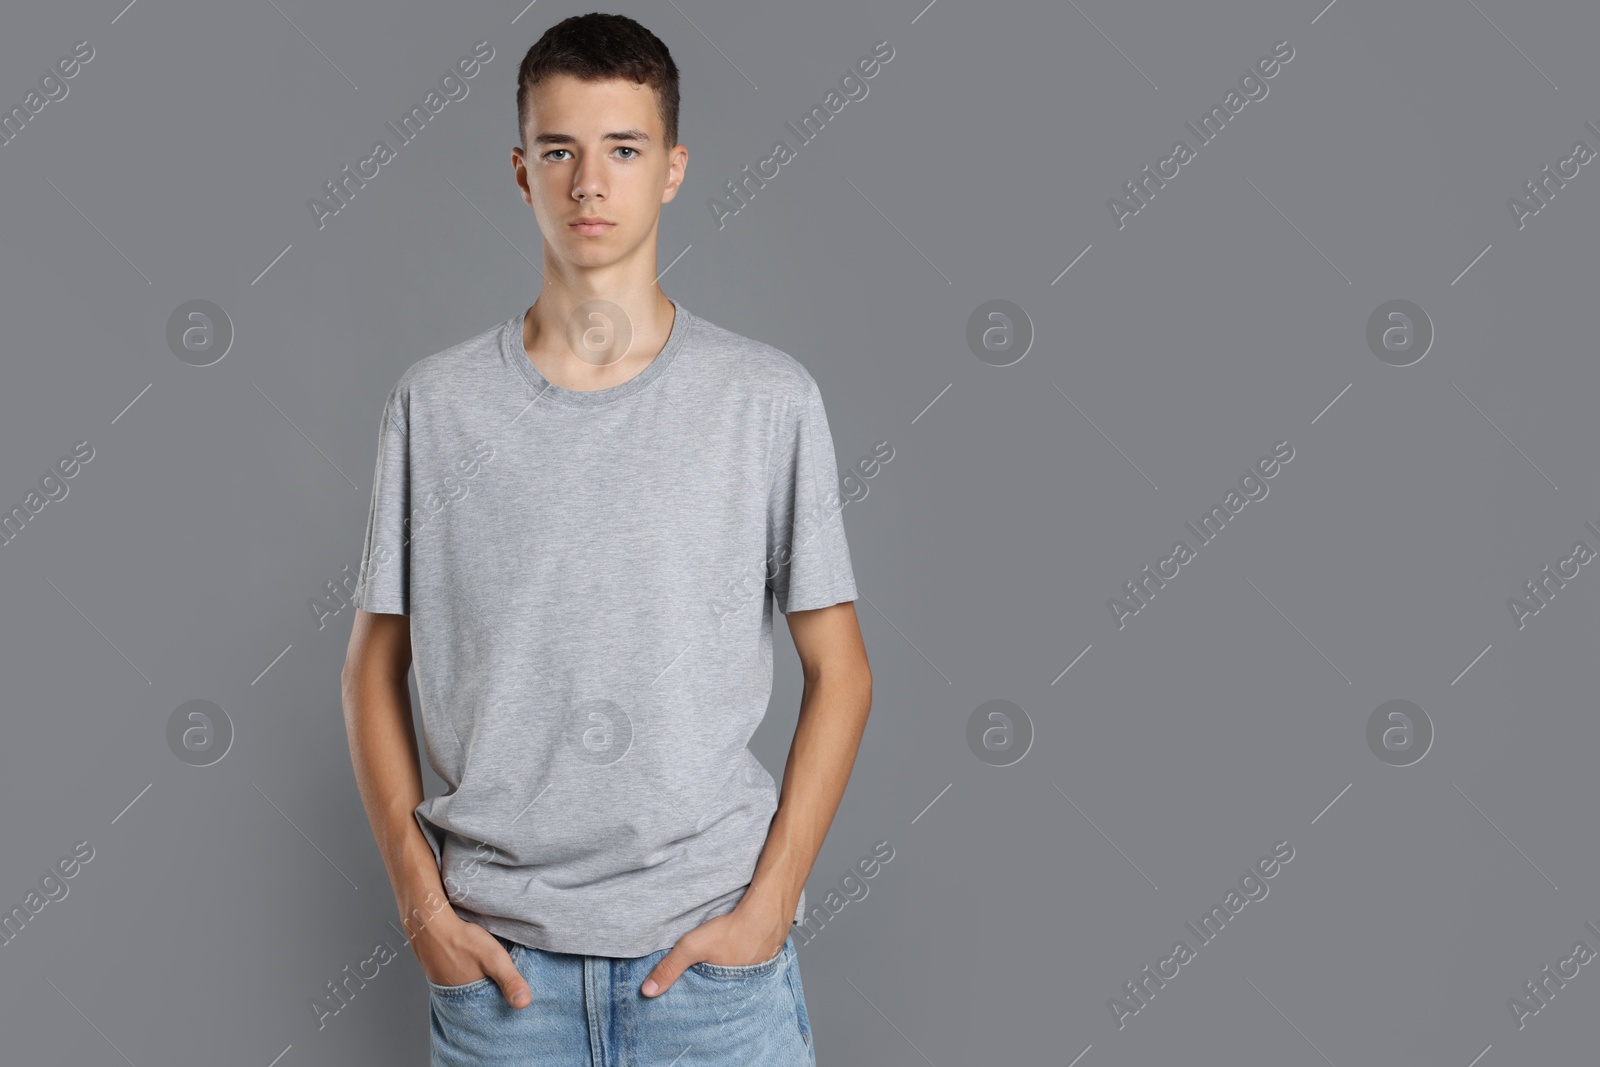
[{"xmin": 428, "ymin": 930, "xmax": 816, "ymax": 1066}]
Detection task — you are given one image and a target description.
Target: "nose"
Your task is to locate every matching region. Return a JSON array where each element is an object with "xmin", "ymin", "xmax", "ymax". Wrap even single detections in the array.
[{"xmin": 572, "ymin": 157, "xmax": 606, "ymax": 202}]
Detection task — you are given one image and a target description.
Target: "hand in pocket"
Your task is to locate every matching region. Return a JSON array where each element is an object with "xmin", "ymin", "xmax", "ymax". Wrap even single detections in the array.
[{"xmin": 414, "ymin": 913, "xmax": 531, "ymax": 1008}]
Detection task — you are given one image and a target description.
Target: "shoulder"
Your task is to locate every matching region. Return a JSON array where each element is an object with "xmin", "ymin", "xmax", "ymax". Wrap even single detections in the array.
[
  {"xmin": 684, "ymin": 307, "xmax": 820, "ymax": 410},
  {"xmin": 379, "ymin": 315, "xmax": 511, "ymax": 413}
]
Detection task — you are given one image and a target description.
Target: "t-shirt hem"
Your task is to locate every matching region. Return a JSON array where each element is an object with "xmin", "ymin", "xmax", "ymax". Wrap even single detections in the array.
[
  {"xmin": 466, "ymin": 912, "xmax": 711, "ymax": 960},
  {"xmin": 779, "ymin": 581, "xmax": 859, "ymax": 615},
  {"xmin": 463, "ymin": 890, "xmax": 809, "ymax": 959}
]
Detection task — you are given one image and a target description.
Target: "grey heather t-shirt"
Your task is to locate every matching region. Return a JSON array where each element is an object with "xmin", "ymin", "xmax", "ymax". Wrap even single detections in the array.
[{"xmin": 353, "ymin": 298, "xmax": 858, "ymax": 957}]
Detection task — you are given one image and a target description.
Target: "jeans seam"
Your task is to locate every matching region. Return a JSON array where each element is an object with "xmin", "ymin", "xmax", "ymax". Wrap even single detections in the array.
[{"xmin": 785, "ymin": 960, "xmax": 811, "ymax": 1050}]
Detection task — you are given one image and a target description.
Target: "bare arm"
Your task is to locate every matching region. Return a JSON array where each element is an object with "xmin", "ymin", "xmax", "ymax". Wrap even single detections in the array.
[
  {"xmin": 744, "ymin": 599, "xmax": 873, "ymax": 928},
  {"xmin": 641, "ymin": 598, "xmax": 872, "ymax": 996},
  {"xmin": 341, "ymin": 608, "xmax": 531, "ymax": 1007},
  {"xmin": 340, "ymin": 610, "xmax": 433, "ymax": 920}
]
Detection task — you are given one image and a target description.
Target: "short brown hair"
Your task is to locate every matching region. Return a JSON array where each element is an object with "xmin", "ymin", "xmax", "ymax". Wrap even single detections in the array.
[{"xmin": 516, "ymin": 13, "xmax": 680, "ymax": 152}]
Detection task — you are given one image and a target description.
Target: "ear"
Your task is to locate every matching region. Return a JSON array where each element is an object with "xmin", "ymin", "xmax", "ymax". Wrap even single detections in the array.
[{"xmin": 661, "ymin": 143, "xmax": 689, "ymax": 204}]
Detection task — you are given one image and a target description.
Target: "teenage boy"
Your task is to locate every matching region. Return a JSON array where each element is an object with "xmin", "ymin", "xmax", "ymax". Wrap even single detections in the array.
[{"xmin": 341, "ymin": 12, "xmax": 872, "ymax": 1065}]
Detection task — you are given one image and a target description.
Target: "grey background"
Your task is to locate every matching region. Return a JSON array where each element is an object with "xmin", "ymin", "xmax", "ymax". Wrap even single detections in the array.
[{"xmin": 0, "ymin": 0, "xmax": 1595, "ymax": 1064}]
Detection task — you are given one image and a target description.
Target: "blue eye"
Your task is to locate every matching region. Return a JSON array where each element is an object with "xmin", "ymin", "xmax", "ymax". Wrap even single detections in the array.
[{"xmin": 542, "ymin": 147, "xmax": 638, "ymax": 161}]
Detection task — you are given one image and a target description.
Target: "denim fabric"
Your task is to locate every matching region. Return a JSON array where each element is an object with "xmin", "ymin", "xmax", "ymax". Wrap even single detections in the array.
[{"xmin": 429, "ymin": 930, "xmax": 816, "ymax": 1066}]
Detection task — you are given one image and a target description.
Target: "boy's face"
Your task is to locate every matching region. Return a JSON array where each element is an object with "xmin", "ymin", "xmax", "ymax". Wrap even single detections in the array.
[{"xmin": 513, "ymin": 73, "xmax": 685, "ymax": 270}]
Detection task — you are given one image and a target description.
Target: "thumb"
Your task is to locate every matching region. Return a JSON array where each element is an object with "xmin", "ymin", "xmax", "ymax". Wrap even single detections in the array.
[
  {"xmin": 641, "ymin": 947, "xmax": 694, "ymax": 998},
  {"xmin": 484, "ymin": 945, "xmax": 532, "ymax": 1009}
]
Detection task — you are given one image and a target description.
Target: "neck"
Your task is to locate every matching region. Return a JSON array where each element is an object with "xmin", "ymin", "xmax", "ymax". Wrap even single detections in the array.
[{"xmin": 521, "ymin": 287, "xmax": 676, "ymax": 391}]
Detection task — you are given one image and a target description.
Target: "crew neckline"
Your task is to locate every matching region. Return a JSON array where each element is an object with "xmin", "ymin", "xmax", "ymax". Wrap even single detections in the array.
[{"xmin": 505, "ymin": 297, "xmax": 691, "ymax": 408}]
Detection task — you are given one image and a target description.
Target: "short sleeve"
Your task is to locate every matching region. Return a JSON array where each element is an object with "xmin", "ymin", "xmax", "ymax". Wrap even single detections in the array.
[
  {"xmin": 353, "ymin": 384, "xmax": 411, "ymax": 615},
  {"xmin": 766, "ymin": 377, "xmax": 859, "ymax": 615}
]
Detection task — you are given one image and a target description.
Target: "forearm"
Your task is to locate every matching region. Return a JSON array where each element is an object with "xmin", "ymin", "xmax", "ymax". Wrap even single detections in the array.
[
  {"xmin": 744, "ymin": 663, "xmax": 872, "ymax": 922},
  {"xmin": 341, "ymin": 663, "xmax": 450, "ymax": 933}
]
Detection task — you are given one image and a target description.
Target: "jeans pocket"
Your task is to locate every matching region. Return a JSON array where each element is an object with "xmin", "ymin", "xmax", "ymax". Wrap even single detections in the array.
[
  {"xmin": 688, "ymin": 934, "xmax": 790, "ymax": 979},
  {"xmin": 427, "ymin": 933, "xmax": 518, "ymax": 997},
  {"xmin": 427, "ymin": 973, "xmax": 496, "ymax": 998}
]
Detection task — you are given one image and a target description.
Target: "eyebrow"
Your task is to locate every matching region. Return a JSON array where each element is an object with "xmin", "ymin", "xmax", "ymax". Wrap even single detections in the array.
[{"xmin": 532, "ymin": 129, "xmax": 652, "ymax": 146}]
